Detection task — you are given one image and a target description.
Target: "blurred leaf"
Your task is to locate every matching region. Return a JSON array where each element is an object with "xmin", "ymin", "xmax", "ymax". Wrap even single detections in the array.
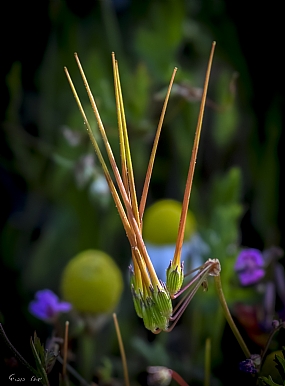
[
  {"xmin": 251, "ymin": 103, "xmax": 281, "ymax": 244},
  {"xmin": 212, "ymin": 71, "xmax": 239, "ymax": 147},
  {"xmin": 30, "ymin": 332, "xmax": 50, "ymax": 386},
  {"xmin": 125, "ymin": 63, "xmax": 151, "ymax": 128},
  {"xmin": 132, "ymin": 336, "xmax": 170, "ymax": 367},
  {"xmin": 259, "ymin": 376, "xmax": 282, "ymax": 386},
  {"xmin": 97, "ymin": 357, "xmax": 113, "ymax": 383},
  {"xmin": 210, "ymin": 167, "xmax": 242, "ymax": 206},
  {"xmin": 136, "ymin": 0, "xmax": 184, "ymax": 79},
  {"xmin": 274, "ymin": 348, "xmax": 285, "ymax": 382}
]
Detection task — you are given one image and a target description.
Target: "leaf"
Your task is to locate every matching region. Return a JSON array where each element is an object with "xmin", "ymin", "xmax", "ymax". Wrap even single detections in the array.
[
  {"xmin": 132, "ymin": 336, "xmax": 170, "ymax": 366},
  {"xmin": 45, "ymin": 348, "xmax": 58, "ymax": 374},
  {"xmin": 30, "ymin": 332, "xmax": 50, "ymax": 386},
  {"xmin": 259, "ymin": 375, "xmax": 282, "ymax": 386},
  {"xmin": 274, "ymin": 350, "xmax": 285, "ymax": 381}
]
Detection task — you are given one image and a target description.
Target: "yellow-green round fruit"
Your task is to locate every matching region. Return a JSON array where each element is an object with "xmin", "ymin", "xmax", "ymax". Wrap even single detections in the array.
[
  {"xmin": 142, "ymin": 199, "xmax": 196, "ymax": 245},
  {"xmin": 61, "ymin": 249, "xmax": 123, "ymax": 314},
  {"xmin": 260, "ymin": 350, "xmax": 284, "ymax": 384}
]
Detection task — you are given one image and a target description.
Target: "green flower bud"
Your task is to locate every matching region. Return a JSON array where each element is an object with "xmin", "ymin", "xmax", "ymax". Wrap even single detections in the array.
[
  {"xmin": 143, "ymin": 199, "xmax": 196, "ymax": 245},
  {"xmin": 61, "ymin": 249, "xmax": 123, "ymax": 314}
]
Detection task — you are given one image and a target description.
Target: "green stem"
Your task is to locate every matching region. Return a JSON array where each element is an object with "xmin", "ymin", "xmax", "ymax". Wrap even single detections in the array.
[
  {"xmin": 214, "ymin": 275, "xmax": 251, "ymax": 358},
  {"xmin": 204, "ymin": 338, "xmax": 211, "ymax": 386},
  {"xmin": 113, "ymin": 314, "xmax": 130, "ymax": 386},
  {"xmin": 260, "ymin": 323, "xmax": 285, "ymax": 365},
  {"xmin": 78, "ymin": 331, "xmax": 95, "ymax": 381}
]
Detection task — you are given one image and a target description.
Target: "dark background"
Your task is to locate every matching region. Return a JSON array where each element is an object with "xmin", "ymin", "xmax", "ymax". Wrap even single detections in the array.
[{"xmin": 0, "ymin": 1, "xmax": 284, "ymax": 385}]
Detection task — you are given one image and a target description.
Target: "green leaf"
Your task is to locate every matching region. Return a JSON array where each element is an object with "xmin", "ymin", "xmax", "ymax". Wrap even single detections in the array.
[
  {"xmin": 45, "ymin": 348, "xmax": 58, "ymax": 375},
  {"xmin": 210, "ymin": 167, "xmax": 242, "ymax": 206},
  {"xmin": 136, "ymin": 0, "xmax": 184, "ymax": 79},
  {"xmin": 259, "ymin": 375, "xmax": 282, "ymax": 386},
  {"xmin": 274, "ymin": 351, "xmax": 285, "ymax": 381},
  {"xmin": 30, "ymin": 332, "xmax": 50, "ymax": 386}
]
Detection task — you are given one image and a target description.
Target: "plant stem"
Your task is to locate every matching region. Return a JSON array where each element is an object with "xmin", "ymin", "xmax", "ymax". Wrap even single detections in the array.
[
  {"xmin": 113, "ymin": 313, "xmax": 130, "ymax": 386},
  {"xmin": 204, "ymin": 338, "xmax": 211, "ymax": 386},
  {"xmin": 57, "ymin": 356, "xmax": 92, "ymax": 386},
  {"xmin": 170, "ymin": 370, "xmax": 189, "ymax": 386},
  {"xmin": 62, "ymin": 321, "xmax": 69, "ymax": 379},
  {"xmin": 214, "ymin": 275, "xmax": 251, "ymax": 358},
  {"xmin": 260, "ymin": 323, "xmax": 285, "ymax": 365}
]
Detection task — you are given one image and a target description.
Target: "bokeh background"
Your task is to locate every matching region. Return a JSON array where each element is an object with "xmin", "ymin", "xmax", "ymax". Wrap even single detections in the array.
[{"xmin": 1, "ymin": 0, "xmax": 284, "ymax": 385}]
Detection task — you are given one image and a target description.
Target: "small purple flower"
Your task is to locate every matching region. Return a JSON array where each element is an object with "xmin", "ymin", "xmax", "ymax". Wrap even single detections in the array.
[
  {"xmin": 147, "ymin": 366, "xmax": 172, "ymax": 386},
  {"xmin": 235, "ymin": 248, "xmax": 265, "ymax": 286},
  {"xmin": 29, "ymin": 289, "xmax": 72, "ymax": 323},
  {"xmin": 239, "ymin": 359, "xmax": 258, "ymax": 374}
]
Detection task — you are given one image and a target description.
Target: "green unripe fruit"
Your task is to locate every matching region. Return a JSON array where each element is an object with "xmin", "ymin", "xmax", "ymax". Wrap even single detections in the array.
[
  {"xmin": 143, "ymin": 199, "xmax": 196, "ymax": 245},
  {"xmin": 61, "ymin": 249, "xmax": 123, "ymax": 314},
  {"xmin": 260, "ymin": 350, "xmax": 284, "ymax": 384}
]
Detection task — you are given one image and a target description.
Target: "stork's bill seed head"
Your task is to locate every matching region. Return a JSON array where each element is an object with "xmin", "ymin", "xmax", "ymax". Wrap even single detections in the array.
[{"xmin": 166, "ymin": 261, "xmax": 184, "ymax": 296}]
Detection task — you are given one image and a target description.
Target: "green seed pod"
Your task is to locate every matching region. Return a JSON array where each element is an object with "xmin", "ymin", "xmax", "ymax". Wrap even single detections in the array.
[
  {"xmin": 143, "ymin": 199, "xmax": 196, "ymax": 245},
  {"xmin": 141, "ymin": 297, "xmax": 169, "ymax": 332},
  {"xmin": 153, "ymin": 285, "xmax": 172, "ymax": 319},
  {"xmin": 141, "ymin": 297, "xmax": 158, "ymax": 332},
  {"xmin": 61, "ymin": 249, "xmax": 123, "ymax": 314},
  {"xmin": 130, "ymin": 284, "xmax": 143, "ymax": 319},
  {"xmin": 149, "ymin": 300, "xmax": 169, "ymax": 331},
  {"xmin": 166, "ymin": 261, "xmax": 184, "ymax": 296}
]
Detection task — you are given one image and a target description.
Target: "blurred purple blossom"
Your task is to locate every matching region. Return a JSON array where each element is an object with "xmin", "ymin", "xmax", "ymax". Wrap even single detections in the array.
[
  {"xmin": 147, "ymin": 366, "xmax": 172, "ymax": 386},
  {"xmin": 62, "ymin": 125, "xmax": 83, "ymax": 147},
  {"xmin": 234, "ymin": 248, "xmax": 265, "ymax": 286},
  {"xmin": 29, "ymin": 289, "xmax": 72, "ymax": 323},
  {"xmin": 239, "ymin": 358, "xmax": 257, "ymax": 374},
  {"xmin": 74, "ymin": 154, "xmax": 95, "ymax": 188}
]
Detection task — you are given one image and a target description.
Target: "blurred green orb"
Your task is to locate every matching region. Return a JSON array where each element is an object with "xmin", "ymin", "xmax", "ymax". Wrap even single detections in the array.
[
  {"xmin": 142, "ymin": 199, "xmax": 196, "ymax": 245},
  {"xmin": 61, "ymin": 249, "xmax": 123, "ymax": 314},
  {"xmin": 260, "ymin": 350, "xmax": 284, "ymax": 384}
]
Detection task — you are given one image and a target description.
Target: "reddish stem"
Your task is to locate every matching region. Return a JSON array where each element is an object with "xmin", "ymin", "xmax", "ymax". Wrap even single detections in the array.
[{"xmin": 170, "ymin": 369, "xmax": 190, "ymax": 386}]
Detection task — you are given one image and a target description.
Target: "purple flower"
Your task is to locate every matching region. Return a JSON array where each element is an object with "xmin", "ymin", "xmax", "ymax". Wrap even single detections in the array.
[
  {"xmin": 239, "ymin": 359, "xmax": 258, "ymax": 374},
  {"xmin": 29, "ymin": 289, "xmax": 72, "ymax": 323},
  {"xmin": 234, "ymin": 248, "xmax": 265, "ymax": 286}
]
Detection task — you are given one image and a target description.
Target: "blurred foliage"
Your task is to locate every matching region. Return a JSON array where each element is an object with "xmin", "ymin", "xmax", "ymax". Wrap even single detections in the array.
[{"xmin": 0, "ymin": 0, "xmax": 284, "ymax": 385}]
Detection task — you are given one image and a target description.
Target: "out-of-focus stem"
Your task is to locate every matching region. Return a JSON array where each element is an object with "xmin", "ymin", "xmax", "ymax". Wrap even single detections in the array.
[
  {"xmin": 204, "ymin": 338, "xmax": 211, "ymax": 386},
  {"xmin": 57, "ymin": 356, "xmax": 91, "ymax": 386},
  {"xmin": 113, "ymin": 313, "xmax": 130, "ymax": 386},
  {"xmin": 214, "ymin": 275, "xmax": 251, "ymax": 358},
  {"xmin": 170, "ymin": 370, "xmax": 189, "ymax": 386},
  {"xmin": 62, "ymin": 321, "xmax": 69, "ymax": 379},
  {"xmin": 260, "ymin": 322, "xmax": 285, "ymax": 365}
]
